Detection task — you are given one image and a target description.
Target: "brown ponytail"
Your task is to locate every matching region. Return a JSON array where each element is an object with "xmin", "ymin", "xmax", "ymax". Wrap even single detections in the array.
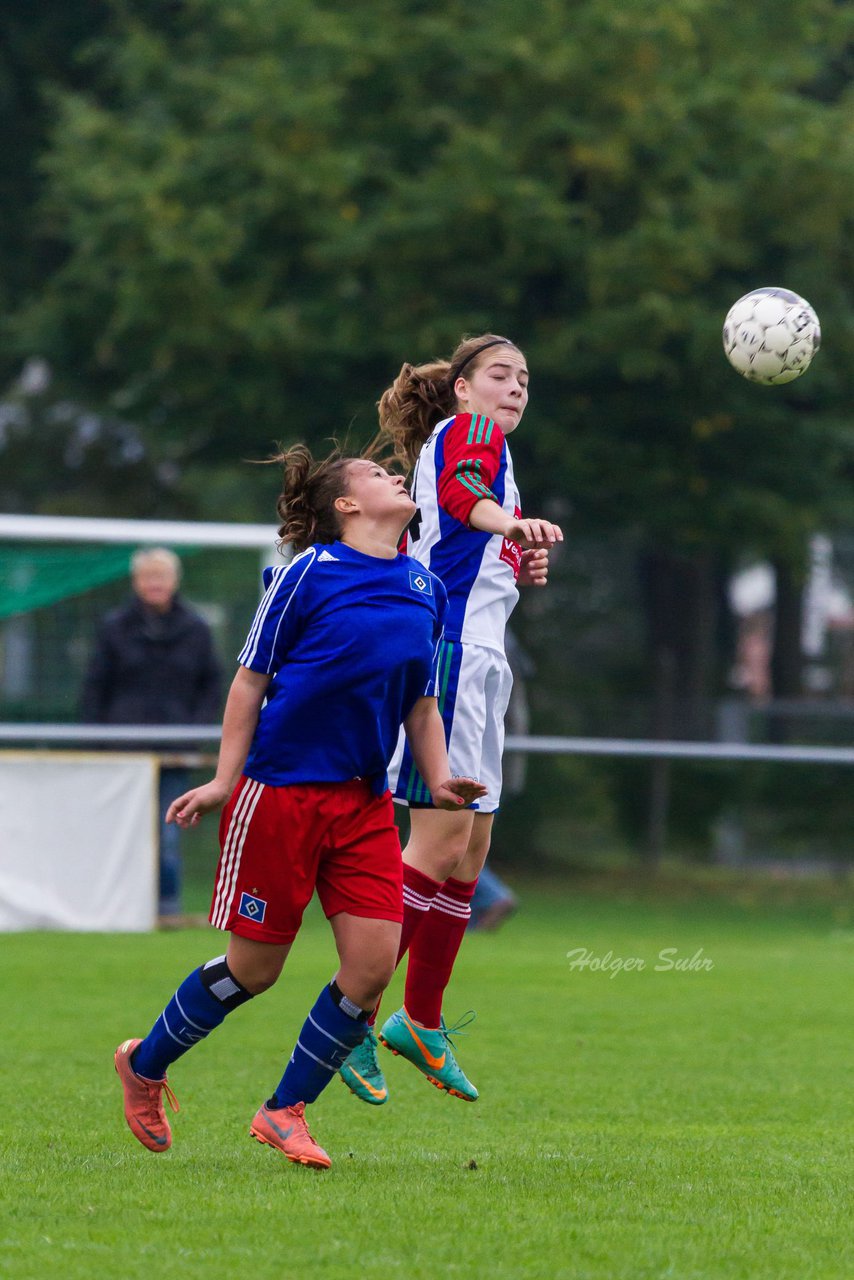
[
  {"xmin": 270, "ymin": 443, "xmax": 353, "ymax": 552},
  {"xmin": 377, "ymin": 334, "xmax": 518, "ymax": 470},
  {"xmin": 377, "ymin": 360, "xmax": 455, "ymax": 470}
]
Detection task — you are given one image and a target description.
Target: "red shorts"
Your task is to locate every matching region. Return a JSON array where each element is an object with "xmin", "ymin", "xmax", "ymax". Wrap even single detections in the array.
[{"xmin": 209, "ymin": 777, "xmax": 403, "ymax": 944}]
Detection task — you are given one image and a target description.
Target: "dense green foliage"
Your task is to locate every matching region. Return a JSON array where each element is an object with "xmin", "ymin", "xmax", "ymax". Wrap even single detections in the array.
[
  {"xmin": 5, "ymin": 0, "xmax": 854, "ymax": 541},
  {"xmin": 3, "ymin": 1, "xmax": 854, "ymax": 853}
]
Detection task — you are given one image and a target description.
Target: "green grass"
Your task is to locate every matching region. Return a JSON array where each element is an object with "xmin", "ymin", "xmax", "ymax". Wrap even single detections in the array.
[{"xmin": 2, "ymin": 885, "xmax": 852, "ymax": 1279}]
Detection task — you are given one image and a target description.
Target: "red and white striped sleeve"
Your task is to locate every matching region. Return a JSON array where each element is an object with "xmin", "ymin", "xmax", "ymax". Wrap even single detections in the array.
[{"xmin": 436, "ymin": 413, "xmax": 506, "ymax": 527}]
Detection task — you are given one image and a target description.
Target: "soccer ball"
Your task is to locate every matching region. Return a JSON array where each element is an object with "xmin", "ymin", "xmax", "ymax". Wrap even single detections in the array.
[{"xmin": 722, "ymin": 287, "xmax": 821, "ymax": 385}]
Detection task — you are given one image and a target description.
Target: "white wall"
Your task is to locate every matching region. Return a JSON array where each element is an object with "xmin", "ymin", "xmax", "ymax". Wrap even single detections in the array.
[{"xmin": 0, "ymin": 752, "xmax": 158, "ymax": 931}]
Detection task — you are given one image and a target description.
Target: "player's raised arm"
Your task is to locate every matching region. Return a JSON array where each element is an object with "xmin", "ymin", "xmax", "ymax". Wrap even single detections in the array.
[{"xmin": 468, "ymin": 499, "xmax": 563, "ymax": 548}]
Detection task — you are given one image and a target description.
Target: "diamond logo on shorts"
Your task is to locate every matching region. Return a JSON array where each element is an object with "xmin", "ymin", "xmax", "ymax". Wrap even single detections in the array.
[
  {"xmin": 409, "ymin": 570, "xmax": 432, "ymax": 596},
  {"xmin": 238, "ymin": 891, "xmax": 267, "ymax": 923}
]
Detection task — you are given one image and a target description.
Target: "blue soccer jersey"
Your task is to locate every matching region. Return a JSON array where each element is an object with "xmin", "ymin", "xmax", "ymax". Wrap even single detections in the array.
[{"xmin": 238, "ymin": 541, "xmax": 447, "ymax": 793}]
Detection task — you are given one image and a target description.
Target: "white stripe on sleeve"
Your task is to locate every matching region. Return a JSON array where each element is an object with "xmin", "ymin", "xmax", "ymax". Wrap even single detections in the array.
[{"xmin": 239, "ymin": 548, "xmax": 317, "ymax": 671}]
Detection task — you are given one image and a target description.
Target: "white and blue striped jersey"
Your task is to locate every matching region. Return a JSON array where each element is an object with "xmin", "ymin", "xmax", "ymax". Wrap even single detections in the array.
[
  {"xmin": 402, "ymin": 413, "xmax": 521, "ymax": 654},
  {"xmin": 238, "ymin": 541, "xmax": 447, "ymax": 793}
]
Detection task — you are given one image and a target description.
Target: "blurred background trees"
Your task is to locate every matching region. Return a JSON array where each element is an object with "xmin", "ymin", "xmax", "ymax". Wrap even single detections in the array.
[{"xmin": 2, "ymin": 0, "xmax": 854, "ymax": 863}]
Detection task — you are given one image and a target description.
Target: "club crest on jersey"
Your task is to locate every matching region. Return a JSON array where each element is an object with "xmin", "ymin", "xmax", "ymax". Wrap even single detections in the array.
[
  {"xmin": 409, "ymin": 570, "xmax": 433, "ymax": 596},
  {"xmin": 238, "ymin": 892, "xmax": 267, "ymax": 924}
]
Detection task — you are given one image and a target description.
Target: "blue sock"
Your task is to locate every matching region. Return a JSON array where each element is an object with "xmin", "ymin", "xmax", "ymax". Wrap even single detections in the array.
[
  {"xmin": 270, "ymin": 981, "xmax": 369, "ymax": 1108},
  {"xmin": 132, "ymin": 955, "xmax": 253, "ymax": 1080}
]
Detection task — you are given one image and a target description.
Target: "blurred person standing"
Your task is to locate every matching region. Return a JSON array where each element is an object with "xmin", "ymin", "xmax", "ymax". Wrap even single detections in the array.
[
  {"xmin": 80, "ymin": 547, "xmax": 222, "ymax": 917},
  {"xmin": 467, "ymin": 863, "xmax": 517, "ymax": 931}
]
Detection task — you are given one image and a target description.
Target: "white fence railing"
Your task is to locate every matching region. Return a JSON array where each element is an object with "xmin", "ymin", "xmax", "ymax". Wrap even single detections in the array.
[{"xmin": 2, "ymin": 724, "xmax": 854, "ymax": 766}]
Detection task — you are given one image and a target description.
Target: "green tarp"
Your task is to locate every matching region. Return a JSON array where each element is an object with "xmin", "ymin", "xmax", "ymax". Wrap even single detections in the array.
[{"xmin": 0, "ymin": 544, "xmax": 189, "ymax": 619}]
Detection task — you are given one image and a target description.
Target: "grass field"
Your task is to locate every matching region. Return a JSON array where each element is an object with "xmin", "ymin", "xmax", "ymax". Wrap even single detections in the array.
[{"xmin": 2, "ymin": 877, "xmax": 852, "ymax": 1279}]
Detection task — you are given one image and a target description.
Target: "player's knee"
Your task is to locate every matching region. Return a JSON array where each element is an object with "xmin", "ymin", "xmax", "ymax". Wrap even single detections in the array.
[
  {"xmin": 364, "ymin": 961, "xmax": 396, "ymax": 1005},
  {"xmin": 228, "ymin": 955, "xmax": 285, "ymax": 994},
  {"xmin": 243, "ymin": 971, "xmax": 279, "ymax": 995},
  {"xmin": 341, "ymin": 955, "xmax": 396, "ymax": 1009},
  {"xmin": 358, "ymin": 982, "xmax": 386, "ymax": 1010},
  {"xmin": 431, "ymin": 838, "xmax": 472, "ymax": 881},
  {"xmin": 226, "ymin": 936, "xmax": 290, "ymax": 993},
  {"xmin": 459, "ymin": 836, "xmax": 491, "ymax": 881},
  {"xmin": 373, "ymin": 954, "xmax": 397, "ymax": 995}
]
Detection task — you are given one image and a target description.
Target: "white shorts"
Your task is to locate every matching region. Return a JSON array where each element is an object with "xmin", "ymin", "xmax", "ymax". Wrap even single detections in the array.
[{"xmin": 388, "ymin": 639, "xmax": 513, "ymax": 814}]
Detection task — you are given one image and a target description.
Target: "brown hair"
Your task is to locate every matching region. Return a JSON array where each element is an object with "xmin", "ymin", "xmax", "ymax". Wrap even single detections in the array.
[
  {"xmin": 377, "ymin": 333, "xmax": 520, "ymax": 470},
  {"xmin": 271, "ymin": 443, "xmax": 355, "ymax": 552}
]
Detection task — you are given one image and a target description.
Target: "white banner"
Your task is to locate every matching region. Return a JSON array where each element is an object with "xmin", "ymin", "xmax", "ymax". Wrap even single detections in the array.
[{"xmin": 0, "ymin": 751, "xmax": 158, "ymax": 931}]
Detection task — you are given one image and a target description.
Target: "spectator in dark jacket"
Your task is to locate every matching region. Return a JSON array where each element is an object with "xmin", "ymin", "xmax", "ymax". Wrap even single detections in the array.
[{"xmin": 81, "ymin": 547, "xmax": 222, "ymax": 916}]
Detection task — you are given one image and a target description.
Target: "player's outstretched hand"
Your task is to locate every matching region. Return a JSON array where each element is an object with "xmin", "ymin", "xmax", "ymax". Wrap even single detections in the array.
[
  {"xmin": 166, "ymin": 779, "xmax": 232, "ymax": 827},
  {"xmin": 431, "ymin": 776, "xmax": 489, "ymax": 810},
  {"xmin": 508, "ymin": 517, "xmax": 563, "ymax": 549},
  {"xmin": 518, "ymin": 546, "xmax": 551, "ymax": 587}
]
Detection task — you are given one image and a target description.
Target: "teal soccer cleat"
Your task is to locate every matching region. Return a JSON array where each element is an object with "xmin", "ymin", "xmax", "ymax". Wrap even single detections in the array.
[
  {"xmin": 378, "ymin": 1008, "xmax": 478, "ymax": 1101},
  {"xmin": 338, "ymin": 1028, "xmax": 389, "ymax": 1105}
]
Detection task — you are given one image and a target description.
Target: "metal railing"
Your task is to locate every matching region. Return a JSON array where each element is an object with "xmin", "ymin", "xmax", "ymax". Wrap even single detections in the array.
[{"xmin": 3, "ymin": 723, "xmax": 854, "ymax": 766}]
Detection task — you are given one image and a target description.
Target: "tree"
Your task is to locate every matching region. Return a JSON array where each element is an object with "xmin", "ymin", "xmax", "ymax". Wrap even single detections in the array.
[
  {"xmin": 0, "ymin": 1, "xmax": 111, "ymax": 376},
  {"xmin": 14, "ymin": 1, "xmax": 852, "ymax": 457},
  {"xmin": 0, "ymin": 359, "xmax": 186, "ymax": 518},
  {"xmin": 9, "ymin": 0, "xmax": 854, "ymax": 760}
]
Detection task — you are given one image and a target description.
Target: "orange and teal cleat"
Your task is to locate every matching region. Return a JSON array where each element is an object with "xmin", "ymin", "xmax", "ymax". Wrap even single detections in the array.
[
  {"xmin": 339, "ymin": 1028, "xmax": 389, "ymax": 1105},
  {"xmin": 114, "ymin": 1038, "xmax": 179, "ymax": 1152},
  {"xmin": 249, "ymin": 1101, "xmax": 331, "ymax": 1169},
  {"xmin": 378, "ymin": 1008, "xmax": 478, "ymax": 1101}
]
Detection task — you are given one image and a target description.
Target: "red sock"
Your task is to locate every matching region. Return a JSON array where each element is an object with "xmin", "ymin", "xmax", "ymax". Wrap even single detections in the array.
[
  {"xmin": 404, "ymin": 876, "xmax": 477, "ymax": 1028},
  {"xmin": 368, "ymin": 863, "xmax": 442, "ymax": 1027}
]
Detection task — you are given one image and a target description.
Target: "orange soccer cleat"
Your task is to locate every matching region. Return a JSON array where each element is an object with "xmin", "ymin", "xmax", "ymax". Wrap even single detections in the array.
[
  {"xmin": 249, "ymin": 1101, "xmax": 332, "ymax": 1170},
  {"xmin": 114, "ymin": 1038, "xmax": 180, "ymax": 1152}
]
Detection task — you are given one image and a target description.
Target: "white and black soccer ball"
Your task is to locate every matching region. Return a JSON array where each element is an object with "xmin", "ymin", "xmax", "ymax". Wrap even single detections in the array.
[{"xmin": 722, "ymin": 287, "xmax": 821, "ymax": 385}]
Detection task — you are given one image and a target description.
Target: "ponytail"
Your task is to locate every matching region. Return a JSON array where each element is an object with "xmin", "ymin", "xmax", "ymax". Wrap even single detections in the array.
[
  {"xmin": 270, "ymin": 443, "xmax": 353, "ymax": 552},
  {"xmin": 377, "ymin": 333, "xmax": 517, "ymax": 470},
  {"xmin": 377, "ymin": 360, "xmax": 455, "ymax": 470}
]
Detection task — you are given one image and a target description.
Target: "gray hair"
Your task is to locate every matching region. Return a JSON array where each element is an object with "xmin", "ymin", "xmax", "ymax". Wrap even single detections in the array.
[{"xmin": 130, "ymin": 546, "xmax": 182, "ymax": 580}]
